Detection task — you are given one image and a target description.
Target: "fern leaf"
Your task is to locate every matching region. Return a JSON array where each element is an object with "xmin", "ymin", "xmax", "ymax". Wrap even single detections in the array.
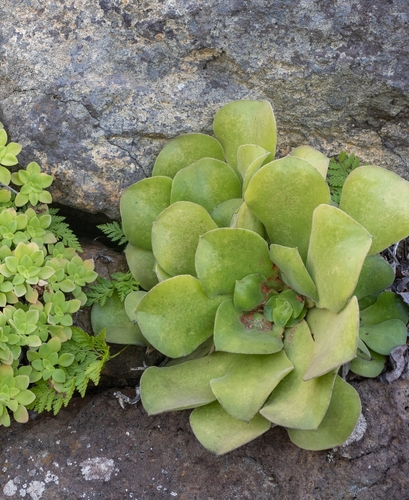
[
  {"xmin": 97, "ymin": 221, "xmax": 128, "ymax": 245},
  {"xmin": 85, "ymin": 277, "xmax": 115, "ymax": 306},
  {"xmin": 327, "ymin": 152, "xmax": 361, "ymax": 204},
  {"xmin": 27, "ymin": 328, "xmax": 110, "ymax": 416},
  {"xmin": 49, "ymin": 213, "xmax": 82, "ymax": 251},
  {"xmin": 85, "ymin": 272, "xmax": 139, "ymax": 306}
]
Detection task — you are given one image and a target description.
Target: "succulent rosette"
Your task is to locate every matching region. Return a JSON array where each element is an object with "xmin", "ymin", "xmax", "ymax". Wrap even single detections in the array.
[{"xmin": 96, "ymin": 100, "xmax": 409, "ymax": 454}]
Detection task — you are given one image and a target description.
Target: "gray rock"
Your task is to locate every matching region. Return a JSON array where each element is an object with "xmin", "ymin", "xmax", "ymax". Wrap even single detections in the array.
[{"xmin": 1, "ymin": 0, "xmax": 409, "ymax": 218}]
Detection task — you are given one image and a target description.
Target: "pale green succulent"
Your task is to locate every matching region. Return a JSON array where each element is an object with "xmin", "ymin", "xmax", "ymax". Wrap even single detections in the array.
[
  {"xmin": 26, "ymin": 336, "xmax": 75, "ymax": 391},
  {"xmin": 0, "ymin": 241, "xmax": 55, "ymax": 303},
  {"xmin": 43, "ymin": 290, "xmax": 81, "ymax": 327},
  {"xmin": 11, "ymin": 162, "xmax": 53, "ymax": 207},
  {"xmin": 0, "ymin": 129, "xmax": 104, "ymax": 426},
  {"xmin": 0, "ymin": 363, "xmax": 35, "ymax": 426},
  {"xmin": 0, "ymin": 207, "xmax": 56, "ymax": 248},
  {"xmin": 100, "ymin": 100, "xmax": 409, "ymax": 454}
]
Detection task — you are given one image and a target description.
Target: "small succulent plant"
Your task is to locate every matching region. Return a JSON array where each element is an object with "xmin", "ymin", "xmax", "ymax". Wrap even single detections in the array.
[
  {"xmin": 99, "ymin": 100, "xmax": 409, "ymax": 454},
  {"xmin": 0, "ymin": 124, "xmax": 107, "ymax": 426}
]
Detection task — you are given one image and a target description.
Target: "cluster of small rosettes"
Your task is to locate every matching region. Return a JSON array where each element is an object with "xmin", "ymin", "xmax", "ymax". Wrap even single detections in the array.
[{"xmin": 0, "ymin": 125, "xmax": 100, "ymax": 426}]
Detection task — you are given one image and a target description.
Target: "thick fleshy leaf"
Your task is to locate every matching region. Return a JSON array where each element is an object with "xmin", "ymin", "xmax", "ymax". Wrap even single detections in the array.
[
  {"xmin": 214, "ymin": 299, "xmax": 283, "ymax": 354},
  {"xmin": 15, "ymin": 389, "xmax": 35, "ymax": 406},
  {"xmin": 13, "ymin": 404, "xmax": 29, "ymax": 423},
  {"xmin": 210, "ymin": 351, "xmax": 293, "ymax": 422},
  {"xmin": 242, "ymin": 153, "xmax": 272, "ymax": 194},
  {"xmin": 195, "ymin": 228, "xmax": 273, "ymax": 297},
  {"xmin": 245, "ymin": 157, "xmax": 330, "ymax": 261},
  {"xmin": 120, "ymin": 176, "xmax": 172, "ymax": 250},
  {"xmin": 237, "ymin": 144, "xmax": 270, "ymax": 180},
  {"xmin": 91, "ymin": 292, "xmax": 149, "ymax": 346},
  {"xmin": 152, "ymin": 201, "xmax": 217, "ymax": 277},
  {"xmin": 190, "ymin": 401, "xmax": 271, "ymax": 455},
  {"xmin": 269, "ymin": 245, "xmax": 318, "ymax": 301},
  {"xmin": 124, "ymin": 244, "xmax": 158, "ymax": 291},
  {"xmin": 291, "ymin": 146, "xmax": 329, "ymax": 179},
  {"xmin": 6, "ymin": 142, "xmax": 22, "ymax": 156},
  {"xmin": 152, "ymin": 133, "xmax": 224, "ymax": 178},
  {"xmin": 1, "ymin": 153, "xmax": 18, "ymax": 166},
  {"xmin": 124, "ymin": 290, "xmax": 146, "ymax": 323},
  {"xmin": 264, "ymin": 290, "xmax": 306, "ymax": 327},
  {"xmin": 287, "ymin": 376, "xmax": 361, "ymax": 451},
  {"xmin": 349, "ymin": 350, "xmax": 386, "ymax": 377},
  {"xmin": 260, "ymin": 321, "xmax": 337, "ymax": 430},
  {"xmin": 339, "ymin": 165, "xmax": 409, "ymax": 254},
  {"xmin": 233, "ymin": 274, "xmax": 266, "ymax": 312},
  {"xmin": 359, "ymin": 319, "xmax": 407, "ymax": 355},
  {"xmin": 353, "ymin": 255, "xmax": 395, "ymax": 300},
  {"xmin": 306, "ymin": 204, "xmax": 372, "ymax": 313},
  {"xmin": 213, "ymin": 100, "xmax": 276, "ymax": 175},
  {"xmin": 210, "ymin": 198, "xmax": 243, "ymax": 227},
  {"xmin": 140, "ymin": 352, "xmax": 238, "ymax": 414},
  {"xmin": 171, "ymin": 158, "xmax": 241, "ymax": 212},
  {"xmin": 360, "ymin": 291, "xmax": 409, "ymax": 325},
  {"xmin": 136, "ymin": 275, "xmax": 226, "ymax": 358},
  {"xmin": 0, "ymin": 129, "xmax": 7, "ymax": 147},
  {"xmin": 304, "ymin": 297, "xmax": 359, "ymax": 380},
  {"xmin": 154, "ymin": 262, "xmax": 172, "ymax": 282},
  {"xmin": 0, "ymin": 166, "xmax": 11, "ymax": 185},
  {"xmin": 230, "ymin": 202, "xmax": 266, "ymax": 238}
]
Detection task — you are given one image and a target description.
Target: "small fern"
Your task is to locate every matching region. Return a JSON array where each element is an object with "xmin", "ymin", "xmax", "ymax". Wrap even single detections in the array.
[
  {"xmin": 85, "ymin": 271, "xmax": 139, "ymax": 306},
  {"xmin": 48, "ymin": 209, "xmax": 82, "ymax": 251},
  {"xmin": 27, "ymin": 328, "xmax": 110, "ymax": 415},
  {"xmin": 327, "ymin": 152, "xmax": 361, "ymax": 204},
  {"xmin": 97, "ymin": 221, "xmax": 128, "ymax": 245}
]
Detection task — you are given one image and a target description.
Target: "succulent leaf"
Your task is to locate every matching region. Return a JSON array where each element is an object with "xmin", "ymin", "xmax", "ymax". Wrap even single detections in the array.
[
  {"xmin": 190, "ymin": 400, "xmax": 271, "ymax": 455},
  {"xmin": 306, "ymin": 204, "xmax": 372, "ymax": 313},
  {"xmin": 213, "ymin": 100, "xmax": 276, "ymax": 174},
  {"xmin": 340, "ymin": 165, "xmax": 409, "ymax": 254},
  {"xmin": 140, "ymin": 352, "xmax": 238, "ymax": 414},
  {"xmin": 214, "ymin": 299, "xmax": 283, "ymax": 354},
  {"xmin": 152, "ymin": 201, "xmax": 217, "ymax": 277},
  {"xmin": 171, "ymin": 158, "xmax": 241, "ymax": 212},
  {"xmin": 260, "ymin": 321, "xmax": 337, "ymax": 430},
  {"xmin": 195, "ymin": 228, "xmax": 273, "ymax": 297},
  {"xmin": 287, "ymin": 376, "xmax": 361, "ymax": 451},
  {"xmin": 304, "ymin": 297, "xmax": 359, "ymax": 380},
  {"xmin": 124, "ymin": 244, "xmax": 158, "ymax": 291},
  {"xmin": 210, "ymin": 351, "xmax": 293, "ymax": 422},
  {"xmin": 152, "ymin": 133, "xmax": 224, "ymax": 178},
  {"xmin": 291, "ymin": 145, "xmax": 329, "ymax": 179},
  {"xmin": 136, "ymin": 276, "xmax": 227, "ymax": 358},
  {"xmin": 245, "ymin": 156, "xmax": 330, "ymax": 261},
  {"xmin": 120, "ymin": 176, "xmax": 172, "ymax": 250}
]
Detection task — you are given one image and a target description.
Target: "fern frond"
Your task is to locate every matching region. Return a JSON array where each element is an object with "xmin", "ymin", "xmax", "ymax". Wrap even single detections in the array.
[
  {"xmin": 97, "ymin": 221, "xmax": 128, "ymax": 245},
  {"xmin": 27, "ymin": 328, "xmax": 110, "ymax": 415},
  {"xmin": 85, "ymin": 277, "xmax": 115, "ymax": 307},
  {"xmin": 49, "ymin": 211, "xmax": 82, "ymax": 251},
  {"xmin": 327, "ymin": 152, "xmax": 361, "ymax": 204},
  {"xmin": 85, "ymin": 271, "xmax": 139, "ymax": 306}
]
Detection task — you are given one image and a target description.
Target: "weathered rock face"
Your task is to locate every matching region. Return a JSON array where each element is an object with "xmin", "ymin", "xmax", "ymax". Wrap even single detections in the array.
[{"xmin": 1, "ymin": 0, "xmax": 409, "ymax": 218}]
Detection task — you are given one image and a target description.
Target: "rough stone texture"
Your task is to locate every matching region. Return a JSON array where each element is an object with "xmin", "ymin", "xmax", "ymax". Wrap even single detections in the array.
[
  {"xmin": 1, "ymin": 0, "xmax": 409, "ymax": 218},
  {"xmin": 1, "ymin": 378, "xmax": 408, "ymax": 499}
]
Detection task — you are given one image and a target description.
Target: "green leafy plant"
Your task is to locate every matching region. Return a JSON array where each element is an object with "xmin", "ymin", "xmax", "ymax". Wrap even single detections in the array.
[
  {"xmin": 0, "ymin": 125, "xmax": 109, "ymax": 426},
  {"xmin": 97, "ymin": 100, "xmax": 409, "ymax": 454},
  {"xmin": 97, "ymin": 221, "xmax": 128, "ymax": 246},
  {"xmin": 28, "ymin": 327, "xmax": 110, "ymax": 415},
  {"xmin": 327, "ymin": 152, "xmax": 361, "ymax": 204}
]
